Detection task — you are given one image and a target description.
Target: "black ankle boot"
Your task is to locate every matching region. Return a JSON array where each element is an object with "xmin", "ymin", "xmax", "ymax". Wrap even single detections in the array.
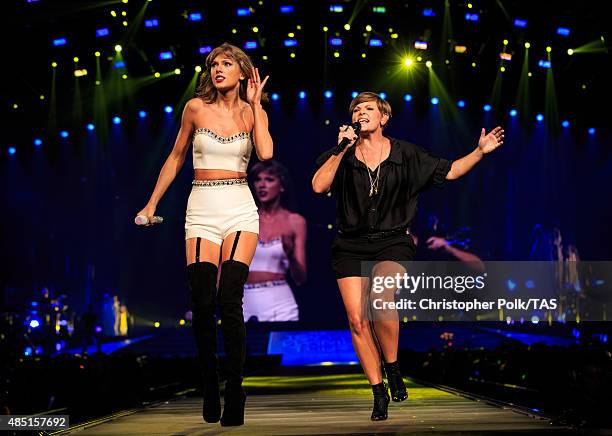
[
  {"xmin": 187, "ymin": 261, "xmax": 221, "ymax": 423},
  {"xmin": 383, "ymin": 361, "xmax": 408, "ymax": 402},
  {"xmin": 370, "ymin": 382, "xmax": 390, "ymax": 421},
  {"xmin": 218, "ymin": 260, "xmax": 249, "ymax": 426}
]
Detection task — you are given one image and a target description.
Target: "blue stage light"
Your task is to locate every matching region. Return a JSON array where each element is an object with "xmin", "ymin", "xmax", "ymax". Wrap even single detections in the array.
[
  {"xmin": 112, "ymin": 116, "xmax": 121, "ymax": 125},
  {"xmin": 324, "ymin": 90, "xmax": 333, "ymax": 99},
  {"xmin": 352, "ymin": 91, "xmax": 359, "ymax": 98},
  {"xmin": 199, "ymin": 46, "xmax": 212, "ymax": 54},
  {"xmin": 86, "ymin": 123, "xmax": 95, "ymax": 131},
  {"xmin": 271, "ymin": 93, "xmax": 279, "ymax": 101},
  {"xmin": 536, "ymin": 114, "xmax": 544, "ymax": 122},
  {"xmin": 284, "ymin": 39, "xmax": 298, "ymax": 47},
  {"xmin": 164, "ymin": 106, "xmax": 173, "ymax": 114},
  {"xmin": 465, "ymin": 13, "xmax": 479, "ymax": 22},
  {"xmin": 244, "ymin": 41, "xmax": 258, "ymax": 50},
  {"xmin": 159, "ymin": 51, "xmax": 173, "ymax": 60},
  {"xmin": 52, "ymin": 37, "xmax": 67, "ymax": 46},
  {"xmin": 138, "ymin": 110, "xmax": 147, "ymax": 118},
  {"xmin": 588, "ymin": 127, "xmax": 596, "ymax": 135},
  {"xmin": 96, "ymin": 28, "xmax": 109, "ymax": 37},
  {"xmin": 236, "ymin": 8, "xmax": 251, "ymax": 16},
  {"xmin": 280, "ymin": 5, "xmax": 294, "ymax": 13},
  {"xmin": 144, "ymin": 18, "xmax": 159, "ymax": 28},
  {"xmin": 24, "ymin": 347, "xmax": 33, "ymax": 356},
  {"xmin": 422, "ymin": 8, "xmax": 436, "ymax": 17},
  {"xmin": 510, "ymin": 109, "xmax": 518, "ymax": 117},
  {"xmin": 114, "ymin": 61, "xmax": 125, "ymax": 69},
  {"xmin": 379, "ymin": 92, "xmax": 387, "ymax": 100},
  {"xmin": 329, "ymin": 38, "xmax": 343, "ymax": 46},
  {"xmin": 457, "ymin": 100, "xmax": 465, "ymax": 107},
  {"xmin": 514, "ymin": 18, "xmax": 527, "ymax": 28},
  {"xmin": 369, "ymin": 39, "xmax": 383, "ymax": 47},
  {"xmin": 330, "ymin": 5, "xmax": 343, "ymax": 13},
  {"xmin": 404, "ymin": 94, "xmax": 413, "ymax": 102},
  {"xmin": 557, "ymin": 27, "xmax": 570, "ymax": 36},
  {"xmin": 483, "ymin": 104, "xmax": 492, "ymax": 112},
  {"xmin": 8, "ymin": 146, "xmax": 16, "ymax": 155},
  {"xmin": 29, "ymin": 319, "xmax": 40, "ymax": 328},
  {"xmin": 34, "ymin": 138, "xmax": 42, "ymax": 146},
  {"xmin": 538, "ymin": 60, "xmax": 551, "ymax": 68},
  {"xmin": 562, "ymin": 120, "xmax": 570, "ymax": 128},
  {"xmin": 188, "ymin": 12, "xmax": 202, "ymax": 21},
  {"xmin": 60, "ymin": 130, "xmax": 69, "ymax": 138},
  {"xmin": 431, "ymin": 97, "xmax": 439, "ymax": 105},
  {"xmin": 298, "ymin": 91, "xmax": 306, "ymax": 99}
]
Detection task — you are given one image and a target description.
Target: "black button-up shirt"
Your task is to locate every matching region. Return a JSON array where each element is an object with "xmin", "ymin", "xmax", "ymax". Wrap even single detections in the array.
[{"xmin": 315, "ymin": 137, "xmax": 453, "ymax": 235}]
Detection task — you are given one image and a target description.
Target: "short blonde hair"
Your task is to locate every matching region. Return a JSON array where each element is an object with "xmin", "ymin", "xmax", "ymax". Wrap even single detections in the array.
[{"xmin": 349, "ymin": 92, "xmax": 392, "ymax": 128}]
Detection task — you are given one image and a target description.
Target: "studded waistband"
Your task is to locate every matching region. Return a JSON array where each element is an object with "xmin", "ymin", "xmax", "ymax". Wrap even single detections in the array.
[
  {"xmin": 244, "ymin": 279, "xmax": 288, "ymax": 290},
  {"xmin": 192, "ymin": 178, "xmax": 248, "ymax": 187}
]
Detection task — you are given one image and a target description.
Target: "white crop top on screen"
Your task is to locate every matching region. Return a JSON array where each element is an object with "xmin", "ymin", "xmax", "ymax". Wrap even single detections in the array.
[
  {"xmin": 249, "ymin": 238, "xmax": 289, "ymax": 274},
  {"xmin": 192, "ymin": 127, "xmax": 253, "ymax": 172}
]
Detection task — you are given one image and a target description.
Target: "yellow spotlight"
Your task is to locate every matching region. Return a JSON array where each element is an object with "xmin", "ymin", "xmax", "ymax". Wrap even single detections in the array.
[
  {"xmin": 95, "ymin": 80, "xmax": 100, "ymax": 85},
  {"xmin": 445, "ymin": 59, "xmax": 450, "ymax": 64},
  {"xmin": 567, "ymin": 48, "xmax": 574, "ymax": 55},
  {"xmin": 174, "ymin": 68, "xmax": 181, "ymax": 75},
  {"xmin": 500, "ymin": 66, "xmax": 506, "ymax": 72},
  {"xmin": 13, "ymin": 103, "xmax": 18, "ymax": 109},
  {"xmin": 388, "ymin": 27, "xmax": 393, "ymax": 33},
  {"xmin": 404, "ymin": 57, "xmax": 413, "ymax": 67},
  {"xmin": 323, "ymin": 26, "xmax": 328, "ymax": 32},
  {"xmin": 195, "ymin": 65, "xmax": 202, "ymax": 72},
  {"xmin": 333, "ymin": 51, "xmax": 340, "ymax": 58},
  {"xmin": 154, "ymin": 322, "xmax": 160, "ymax": 328},
  {"xmin": 524, "ymin": 42, "xmax": 530, "ymax": 49},
  {"xmin": 546, "ymin": 46, "xmax": 552, "ymax": 53},
  {"xmin": 344, "ymin": 24, "xmax": 350, "ymax": 31},
  {"xmin": 455, "ymin": 45, "xmax": 467, "ymax": 53},
  {"xmin": 115, "ymin": 44, "xmax": 122, "ymax": 52},
  {"xmin": 40, "ymin": 95, "xmax": 45, "ymax": 100},
  {"xmin": 123, "ymin": 21, "xmax": 128, "ymax": 26},
  {"xmin": 179, "ymin": 319, "xmax": 186, "ymax": 326},
  {"xmin": 231, "ymin": 28, "xmax": 237, "ymax": 34},
  {"xmin": 290, "ymin": 52, "xmax": 296, "ymax": 58},
  {"xmin": 528, "ymin": 72, "xmax": 532, "ymax": 77},
  {"xmin": 390, "ymin": 33, "xmax": 398, "ymax": 39},
  {"xmin": 110, "ymin": 10, "xmax": 116, "ymax": 17},
  {"xmin": 252, "ymin": 27, "xmax": 259, "ymax": 33},
  {"xmin": 122, "ymin": 11, "xmax": 127, "ymax": 16},
  {"xmin": 365, "ymin": 25, "xmax": 372, "ymax": 32},
  {"xmin": 73, "ymin": 56, "xmax": 79, "ymax": 62},
  {"xmin": 74, "ymin": 69, "xmax": 88, "ymax": 77},
  {"xmin": 296, "ymin": 25, "xmax": 301, "ymax": 30},
  {"xmin": 503, "ymin": 39, "xmax": 509, "ymax": 45},
  {"xmin": 471, "ymin": 62, "xmax": 477, "ymax": 67},
  {"xmin": 51, "ymin": 62, "xmax": 57, "ymax": 68},
  {"xmin": 122, "ymin": 74, "xmax": 127, "ymax": 79},
  {"xmin": 262, "ymin": 55, "xmax": 268, "ymax": 60},
  {"xmin": 94, "ymin": 51, "xmax": 101, "ymax": 57},
  {"xmin": 361, "ymin": 53, "xmax": 366, "ymax": 58},
  {"xmin": 468, "ymin": 3, "xmax": 473, "ymax": 8},
  {"xmin": 425, "ymin": 60, "xmax": 432, "ymax": 68},
  {"xmin": 416, "ymin": 56, "xmax": 422, "ymax": 62},
  {"xmin": 154, "ymin": 72, "xmax": 160, "ymax": 78},
  {"xmin": 288, "ymin": 32, "xmax": 294, "ymax": 37},
  {"xmin": 122, "ymin": 0, "xmax": 128, "ymax": 3}
]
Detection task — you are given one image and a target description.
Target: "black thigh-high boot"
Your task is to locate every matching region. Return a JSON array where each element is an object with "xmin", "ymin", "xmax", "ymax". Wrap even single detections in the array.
[
  {"xmin": 383, "ymin": 361, "xmax": 408, "ymax": 402},
  {"xmin": 187, "ymin": 261, "xmax": 221, "ymax": 423},
  {"xmin": 217, "ymin": 259, "xmax": 249, "ymax": 427}
]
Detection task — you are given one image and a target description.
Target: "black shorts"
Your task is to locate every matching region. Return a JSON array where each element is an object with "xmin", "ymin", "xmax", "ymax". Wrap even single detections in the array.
[{"xmin": 331, "ymin": 230, "xmax": 416, "ymax": 279}]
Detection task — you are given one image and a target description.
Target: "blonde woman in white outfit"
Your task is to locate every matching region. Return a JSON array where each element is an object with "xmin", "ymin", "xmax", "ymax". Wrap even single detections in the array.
[
  {"xmin": 136, "ymin": 43, "xmax": 272, "ymax": 427},
  {"xmin": 244, "ymin": 160, "xmax": 307, "ymax": 321}
]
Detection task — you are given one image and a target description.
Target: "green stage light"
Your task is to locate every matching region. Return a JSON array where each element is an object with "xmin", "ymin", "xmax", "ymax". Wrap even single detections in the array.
[
  {"xmin": 174, "ymin": 68, "xmax": 181, "ymax": 75},
  {"xmin": 525, "ymin": 42, "xmax": 531, "ymax": 49},
  {"xmin": 195, "ymin": 65, "xmax": 202, "ymax": 72},
  {"xmin": 115, "ymin": 44, "xmax": 122, "ymax": 52},
  {"xmin": 95, "ymin": 51, "xmax": 101, "ymax": 57}
]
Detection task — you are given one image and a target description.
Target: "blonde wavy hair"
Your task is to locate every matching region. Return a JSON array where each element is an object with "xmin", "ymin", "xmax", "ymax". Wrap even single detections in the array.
[{"xmin": 195, "ymin": 42, "xmax": 268, "ymax": 104}]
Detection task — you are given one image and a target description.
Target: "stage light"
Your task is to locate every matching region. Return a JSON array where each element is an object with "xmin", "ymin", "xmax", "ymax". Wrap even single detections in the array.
[
  {"xmin": 379, "ymin": 92, "xmax": 387, "ymax": 99},
  {"xmin": 503, "ymin": 39, "xmax": 509, "ymax": 45},
  {"xmin": 361, "ymin": 53, "xmax": 366, "ymax": 58},
  {"xmin": 514, "ymin": 18, "xmax": 527, "ymax": 28},
  {"xmin": 467, "ymin": 2, "xmax": 473, "ymax": 8},
  {"xmin": 536, "ymin": 114, "xmax": 544, "ymax": 122},
  {"xmin": 114, "ymin": 61, "xmax": 126, "ymax": 69},
  {"xmin": 510, "ymin": 109, "xmax": 518, "ymax": 117},
  {"xmin": 139, "ymin": 110, "xmax": 147, "ymax": 118},
  {"xmin": 111, "ymin": 10, "xmax": 116, "ymax": 17},
  {"xmin": 465, "ymin": 13, "xmax": 479, "ymax": 22},
  {"xmin": 236, "ymin": 8, "xmax": 251, "ymax": 16},
  {"xmin": 29, "ymin": 319, "xmax": 40, "ymax": 328},
  {"xmin": 188, "ymin": 12, "xmax": 202, "ymax": 21},
  {"xmin": 557, "ymin": 27, "xmax": 570, "ymax": 36},
  {"xmin": 60, "ymin": 131, "xmax": 69, "ymax": 138},
  {"xmin": 483, "ymin": 104, "xmax": 492, "ymax": 112},
  {"xmin": 74, "ymin": 69, "xmax": 88, "ymax": 77},
  {"xmin": 365, "ymin": 25, "xmax": 372, "ymax": 32},
  {"xmin": 115, "ymin": 44, "xmax": 122, "ymax": 52},
  {"xmin": 112, "ymin": 116, "xmax": 121, "ymax": 125},
  {"xmin": 73, "ymin": 56, "xmax": 79, "ymax": 62},
  {"xmin": 271, "ymin": 93, "xmax": 279, "ymax": 101},
  {"xmin": 53, "ymin": 37, "xmax": 67, "ymax": 46},
  {"xmin": 323, "ymin": 26, "xmax": 328, "ymax": 32},
  {"xmin": 390, "ymin": 33, "xmax": 399, "ymax": 39},
  {"xmin": 244, "ymin": 41, "xmax": 257, "ymax": 50},
  {"xmin": 415, "ymin": 41, "xmax": 428, "ymax": 50},
  {"xmin": 567, "ymin": 48, "xmax": 574, "ymax": 55},
  {"xmin": 500, "ymin": 53, "xmax": 512, "ymax": 61},
  {"xmin": 34, "ymin": 138, "xmax": 42, "ymax": 146},
  {"xmin": 94, "ymin": 51, "xmax": 101, "ymax": 57},
  {"xmin": 231, "ymin": 29, "xmax": 237, "ymax": 34},
  {"xmin": 329, "ymin": 38, "xmax": 343, "ymax": 46},
  {"xmin": 154, "ymin": 322, "xmax": 160, "ymax": 328},
  {"xmin": 471, "ymin": 62, "xmax": 476, "ymax": 67},
  {"xmin": 288, "ymin": 32, "xmax": 295, "ymax": 37},
  {"xmin": 290, "ymin": 53, "xmax": 296, "ymax": 58},
  {"xmin": 524, "ymin": 42, "xmax": 530, "ymax": 49},
  {"xmin": 369, "ymin": 39, "xmax": 382, "ymax": 47},
  {"xmin": 298, "ymin": 91, "xmax": 306, "ymax": 99},
  {"xmin": 174, "ymin": 68, "xmax": 181, "ymax": 75},
  {"xmin": 159, "ymin": 51, "xmax": 173, "ymax": 60},
  {"xmin": 431, "ymin": 97, "xmax": 439, "ymax": 105},
  {"xmin": 352, "ymin": 91, "xmax": 359, "ymax": 98},
  {"xmin": 164, "ymin": 106, "xmax": 173, "ymax": 114},
  {"xmin": 455, "ymin": 45, "xmax": 467, "ymax": 53},
  {"xmin": 344, "ymin": 24, "xmax": 350, "ymax": 30},
  {"xmin": 333, "ymin": 51, "xmax": 340, "ymax": 58},
  {"xmin": 199, "ymin": 46, "xmax": 212, "ymax": 54},
  {"xmin": 457, "ymin": 100, "xmax": 465, "ymax": 107},
  {"xmin": 422, "ymin": 8, "xmax": 436, "ymax": 17},
  {"xmin": 330, "ymin": 5, "xmax": 343, "ymax": 13},
  {"xmin": 404, "ymin": 57, "xmax": 413, "ymax": 67},
  {"xmin": 179, "ymin": 319, "xmax": 186, "ymax": 326},
  {"xmin": 588, "ymin": 128, "xmax": 596, "ymax": 135},
  {"xmin": 122, "ymin": 74, "xmax": 128, "ymax": 80},
  {"xmin": 500, "ymin": 66, "xmax": 506, "ymax": 72},
  {"xmin": 40, "ymin": 95, "xmax": 45, "ymax": 100},
  {"xmin": 51, "ymin": 61, "xmax": 57, "ymax": 67},
  {"xmin": 324, "ymin": 90, "xmax": 333, "ymax": 99},
  {"xmin": 280, "ymin": 5, "xmax": 294, "ymax": 13},
  {"xmin": 538, "ymin": 60, "xmax": 551, "ymax": 68},
  {"xmin": 154, "ymin": 72, "xmax": 160, "ymax": 78},
  {"xmin": 96, "ymin": 28, "xmax": 109, "ymax": 37},
  {"xmin": 8, "ymin": 146, "xmax": 16, "ymax": 155},
  {"xmin": 562, "ymin": 120, "xmax": 570, "ymax": 128},
  {"xmin": 252, "ymin": 27, "xmax": 259, "ymax": 33},
  {"xmin": 425, "ymin": 60, "xmax": 432, "ymax": 68},
  {"xmin": 145, "ymin": 18, "xmax": 159, "ymax": 27},
  {"xmin": 284, "ymin": 39, "xmax": 297, "ymax": 47},
  {"xmin": 86, "ymin": 123, "xmax": 95, "ymax": 131},
  {"xmin": 404, "ymin": 94, "xmax": 413, "ymax": 102},
  {"xmin": 372, "ymin": 6, "xmax": 386, "ymax": 13}
]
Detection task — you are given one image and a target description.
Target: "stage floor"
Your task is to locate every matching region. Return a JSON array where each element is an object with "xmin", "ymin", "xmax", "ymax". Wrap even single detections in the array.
[{"xmin": 63, "ymin": 374, "xmax": 569, "ymax": 435}]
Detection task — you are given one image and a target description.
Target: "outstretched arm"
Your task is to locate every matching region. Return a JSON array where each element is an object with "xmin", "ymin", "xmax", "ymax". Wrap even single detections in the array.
[{"xmin": 446, "ymin": 126, "xmax": 504, "ymax": 180}]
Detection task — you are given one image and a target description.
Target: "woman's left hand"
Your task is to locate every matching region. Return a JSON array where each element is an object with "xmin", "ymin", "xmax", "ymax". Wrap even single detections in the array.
[
  {"xmin": 246, "ymin": 67, "xmax": 269, "ymax": 106},
  {"xmin": 478, "ymin": 126, "xmax": 504, "ymax": 154}
]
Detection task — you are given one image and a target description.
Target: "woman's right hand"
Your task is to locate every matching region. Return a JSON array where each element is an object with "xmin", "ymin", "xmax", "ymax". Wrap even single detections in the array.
[
  {"xmin": 337, "ymin": 124, "xmax": 359, "ymax": 147},
  {"xmin": 135, "ymin": 204, "xmax": 156, "ymax": 226}
]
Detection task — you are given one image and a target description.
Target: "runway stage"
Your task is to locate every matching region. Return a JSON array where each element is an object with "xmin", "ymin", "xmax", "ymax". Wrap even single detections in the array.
[{"xmin": 57, "ymin": 374, "xmax": 570, "ymax": 435}]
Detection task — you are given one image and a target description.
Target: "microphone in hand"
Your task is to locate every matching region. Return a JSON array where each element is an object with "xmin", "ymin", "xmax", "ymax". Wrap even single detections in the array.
[
  {"xmin": 135, "ymin": 215, "xmax": 164, "ymax": 226},
  {"xmin": 332, "ymin": 121, "xmax": 361, "ymax": 155}
]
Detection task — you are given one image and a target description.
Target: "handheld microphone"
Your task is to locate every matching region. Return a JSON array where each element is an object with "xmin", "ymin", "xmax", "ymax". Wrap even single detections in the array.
[
  {"xmin": 135, "ymin": 215, "xmax": 164, "ymax": 225},
  {"xmin": 331, "ymin": 121, "xmax": 361, "ymax": 155}
]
